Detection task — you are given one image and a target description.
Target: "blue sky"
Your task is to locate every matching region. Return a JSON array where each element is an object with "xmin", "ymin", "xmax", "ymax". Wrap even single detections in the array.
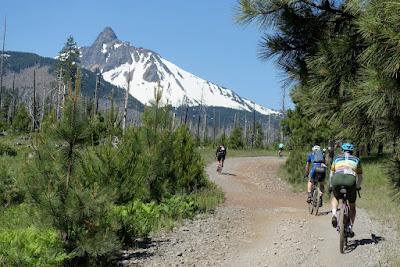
[{"xmin": 1, "ymin": 0, "xmax": 288, "ymax": 110}]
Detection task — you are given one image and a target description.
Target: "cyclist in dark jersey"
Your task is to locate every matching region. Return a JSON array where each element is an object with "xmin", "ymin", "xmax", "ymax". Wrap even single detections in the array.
[
  {"xmin": 305, "ymin": 145, "xmax": 327, "ymax": 205},
  {"xmin": 216, "ymin": 144, "xmax": 227, "ymax": 167}
]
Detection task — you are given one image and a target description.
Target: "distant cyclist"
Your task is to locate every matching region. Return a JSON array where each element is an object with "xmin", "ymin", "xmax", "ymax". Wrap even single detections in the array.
[
  {"xmin": 327, "ymin": 144, "xmax": 335, "ymax": 166},
  {"xmin": 278, "ymin": 143, "xmax": 284, "ymax": 157},
  {"xmin": 305, "ymin": 145, "xmax": 327, "ymax": 205},
  {"xmin": 330, "ymin": 143, "xmax": 363, "ymax": 237},
  {"xmin": 216, "ymin": 144, "xmax": 227, "ymax": 168}
]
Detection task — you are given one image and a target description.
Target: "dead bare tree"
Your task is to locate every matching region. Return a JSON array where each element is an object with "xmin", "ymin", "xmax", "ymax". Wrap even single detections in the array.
[
  {"xmin": 93, "ymin": 72, "xmax": 100, "ymax": 115},
  {"xmin": 0, "ymin": 17, "xmax": 6, "ymax": 108},
  {"xmin": 32, "ymin": 70, "xmax": 39, "ymax": 130},
  {"xmin": 122, "ymin": 68, "xmax": 133, "ymax": 132}
]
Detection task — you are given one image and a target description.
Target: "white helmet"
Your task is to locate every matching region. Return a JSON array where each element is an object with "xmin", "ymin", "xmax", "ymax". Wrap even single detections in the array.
[{"xmin": 312, "ymin": 145, "xmax": 321, "ymax": 151}]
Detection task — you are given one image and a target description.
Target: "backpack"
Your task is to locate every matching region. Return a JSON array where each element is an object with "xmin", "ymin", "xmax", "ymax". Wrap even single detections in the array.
[{"xmin": 312, "ymin": 150, "xmax": 325, "ymax": 163}]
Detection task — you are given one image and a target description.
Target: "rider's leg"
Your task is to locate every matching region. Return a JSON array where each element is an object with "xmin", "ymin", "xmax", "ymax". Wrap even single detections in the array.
[
  {"xmin": 331, "ymin": 194, "xmax": 339, "ymax": 227},
  {"xmin": 318, "ymin": 182, "xmax": 325, "ymax": 207},
  {"xmin": 307, "ymin": 180, "xmax": 313, "ymax": 193},
  {"xmin": 349, "ymin": 203, "xmax": 356, "ymax": 223},
  {"xmin": 306, "ymin": 179, "xmax": 313, "ymax": 203},
  {"xmin": 320, "ymin": 183, "xmax": 325, "ymax": 193},
  {"xmin": 331, "ymin": 196, "xmax": 338, "ymax": 217}
]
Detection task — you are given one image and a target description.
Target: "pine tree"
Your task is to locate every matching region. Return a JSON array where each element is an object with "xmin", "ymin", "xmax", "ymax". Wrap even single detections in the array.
[
  {"xmin": 57, "ymin": 36, "xmax": 80, "ymax": 105},
  {"xmin": 12, "ymin": 105, "xmax": 30, "ymax": 132},
  {"xmin": 24, "ymin": 69, "xmax": 120, "ymax": 264},
  {"xmin": 229, "ymin": 124, "xmax": 245, "ymax": 149}
]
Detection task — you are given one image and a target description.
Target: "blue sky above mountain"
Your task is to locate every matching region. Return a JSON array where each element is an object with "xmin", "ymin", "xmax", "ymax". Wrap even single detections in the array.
[{"xmin": 1, "ymin": 0, "xmax": 288, "ymax": 110}]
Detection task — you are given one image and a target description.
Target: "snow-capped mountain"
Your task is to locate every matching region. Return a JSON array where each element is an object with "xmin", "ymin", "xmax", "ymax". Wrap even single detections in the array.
[{"xmin": 80, "ymin": 27, "xmax": 279, "ymax": 116}]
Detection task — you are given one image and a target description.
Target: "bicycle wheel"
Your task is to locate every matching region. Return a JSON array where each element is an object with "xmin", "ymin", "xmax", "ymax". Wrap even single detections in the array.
[
  {"xmin": 314, "ymin": 189, "xmax": 320, "ymax": 216},
  {"xmin": 217, "ymin": 163, "xmax": 222, "ymax": 174},
  {"xmin": 308, "ymin": 188, "xmax": 315, "ymax": 214},
  {"xmin": 339, "ymin": 202, "xmax": 346, "ymax": 253}
]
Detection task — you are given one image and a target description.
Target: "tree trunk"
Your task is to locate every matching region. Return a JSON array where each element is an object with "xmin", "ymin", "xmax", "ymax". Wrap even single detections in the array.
[{"xmin": 0, "ymin": 18, "xmax": 6, "ymax": 108}]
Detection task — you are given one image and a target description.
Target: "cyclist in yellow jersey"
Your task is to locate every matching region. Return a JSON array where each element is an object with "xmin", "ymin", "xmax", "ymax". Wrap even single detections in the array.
[{"xmin": 330, "ymin": 143, "xmax": 363, "ymax": 237}]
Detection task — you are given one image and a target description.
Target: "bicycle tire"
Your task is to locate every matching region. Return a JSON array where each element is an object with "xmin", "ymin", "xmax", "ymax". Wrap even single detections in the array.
[
  {"xmin": 217, "ymin": 163, "xmax": 222, "ymax": 174},
  {"xmin": 308, "ymin": 187, "xmax": 315, "ymax": 214},
  {"xmin": 339, "ymin": 202, "xmax": 346, "ymax": 253},
  {"xmin": 314, "ymin": 189, "xmax": 320, "ymax": 216}
]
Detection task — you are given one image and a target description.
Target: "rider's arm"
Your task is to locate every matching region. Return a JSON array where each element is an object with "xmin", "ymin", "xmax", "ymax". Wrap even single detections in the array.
[
  {"xmin": 356, "ymin": 174, "xmax": 363, "ymax": 188},
  {"xmin": 356, "ymin": 161, "xmax": 363, "ymax": 188},
  {"xmin": 329, "ymin": 160, "xmax": 336, "ymax": 188},
  {"xmin": 305, "ymin": 154, "xmax": 311, "ymax": 175},
  {"xmin": 305, "ymin": 162, "xmax": 310, "ymax": 175}
]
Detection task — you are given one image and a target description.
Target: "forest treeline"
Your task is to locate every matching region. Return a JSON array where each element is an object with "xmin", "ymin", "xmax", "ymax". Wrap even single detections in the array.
[
  {"xmin": 0, "ymin": 37, "xmax": 226, "ymax": 266},
  {"xmin": 236, "ymin": 0, "xmax": 400, "ymax": 194},
  {"xmin": 0, "ymin": 32, "xmax": 282, "ymax": 265}
]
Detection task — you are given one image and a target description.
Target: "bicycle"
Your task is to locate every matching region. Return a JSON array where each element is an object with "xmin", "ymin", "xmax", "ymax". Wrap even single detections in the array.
[
  {"xmin": 336, "ymin": 186, "xmax": 361, "ymax": 253},
  {"xmin": 308, "ymin": 174, "xmax": 323, "ymax": 216},
  {"xmin": 216, "ymin": 161, "xmax": 223, "ymax": 174}
]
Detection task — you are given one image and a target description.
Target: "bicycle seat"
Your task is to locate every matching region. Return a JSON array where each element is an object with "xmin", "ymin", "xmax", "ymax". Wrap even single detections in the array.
[{"xmin": 339, "ymin": 186, "xmax": 348, "ymax": 194}]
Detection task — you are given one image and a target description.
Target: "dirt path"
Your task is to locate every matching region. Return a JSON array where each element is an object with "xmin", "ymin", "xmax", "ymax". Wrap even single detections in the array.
[{"xmin": 120, "ymin": 157, "xmax": 398, "ymax": 266}]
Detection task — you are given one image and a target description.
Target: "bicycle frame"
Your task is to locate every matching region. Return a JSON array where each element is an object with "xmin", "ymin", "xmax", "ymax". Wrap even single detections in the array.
[
  {"xmin": 337, "ymin": 187, "xmax": 356, "ymax": 253},
  {"xmin": 308, "ymin": 178, "xmax": 322, "ymax": 215}
]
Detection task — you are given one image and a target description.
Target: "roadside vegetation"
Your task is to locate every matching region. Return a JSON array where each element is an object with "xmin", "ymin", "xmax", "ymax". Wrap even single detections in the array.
[
  {"xmin": 0, "ymin": 38, "xmax": 225, "ymax": 266},
  {"xmin": 237, "ymin": 1, "xmax": 400, "ymax": 263}
]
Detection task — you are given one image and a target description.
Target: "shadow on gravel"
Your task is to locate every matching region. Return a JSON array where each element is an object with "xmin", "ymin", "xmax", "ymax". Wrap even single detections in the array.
[
  {"xmin": 345, "ymin": 234, "xmax": 385, "ymax": 253},
  {"xmin": 221, "ymin": 172, "xmax": 236, "ymax": 176},
  {"xmin": 316, "ymin": 210, "xmax": 331, "ymax": 216},
  {"xmin": 119, "ymin": 238, "xmax": 170, "ymax": 262}
]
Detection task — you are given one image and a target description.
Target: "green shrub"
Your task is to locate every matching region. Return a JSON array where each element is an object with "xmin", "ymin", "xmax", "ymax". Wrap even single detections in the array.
[
  {"xmin": 229, "ymin": 125, "xmax": 245, "ymax": 149},
  {"xmin": 113, "ymin": 200, "xmax": 162, "ymax": 244},
  {"xmin": 0, "ymin": 227, "xmax": 71, "ymax": 267},
  {"xmin": 387, "ymin": 153, "xmax": 400, "ymax": 201},
  {"xmin": 0, "ymin": 163, "xmax": 23, "ymax": 206},
  {"xmin": 114, "ymin": 195, "xmax": 211, "ymax": 245},
  {"xmin": 12, "ymin": 106, "xmax": 30, "ymax": 133},
  {"xmin": 0, "ymin": 142, "xmax": 17, "ymax": 156},
  {"xmin": 0, "ymin": 204, "xmax": 72, "ymax": 267},
  {"xmin": 283, "ymin": 149, "xmax": 307, "ymax": 185},
  {"xmin": 170, "ymin": 126, "xmax": 207, "ymax": 194}
]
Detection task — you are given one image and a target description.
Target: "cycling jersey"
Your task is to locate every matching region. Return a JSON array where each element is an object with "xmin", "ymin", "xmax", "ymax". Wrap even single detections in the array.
[
  {"xmin": 307, "ymin": 152, "xmax": 326, "ymax": 180},
  {"xmin": 331, "ymin": 153, "xmax": 362, "ymax": 177},
  {"xmin": 216, "ymin": 146, "xmax": 226, "ymax": 159}
]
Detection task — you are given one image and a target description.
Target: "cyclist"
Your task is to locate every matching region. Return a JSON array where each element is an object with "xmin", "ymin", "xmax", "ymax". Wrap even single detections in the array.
[
  {"xmin": 278, "ymin": 143, "xmax": 284, "ymax": 157},
  {"xmin": 305, "ymin": 145, "xmax": 327, "ymax": 205},
  {"xmin": 330, "ymin": 143, "xmax": 363, "ymax": 237},
  {"xmin": 216, "ymin": 144, "xmax": 227, "ymax": 168}
]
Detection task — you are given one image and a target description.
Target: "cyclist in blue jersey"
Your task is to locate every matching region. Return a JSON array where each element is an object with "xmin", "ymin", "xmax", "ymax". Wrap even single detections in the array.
[{"xmin": 305, "ymin": 145, "xmax": 327, "ymax": 205}]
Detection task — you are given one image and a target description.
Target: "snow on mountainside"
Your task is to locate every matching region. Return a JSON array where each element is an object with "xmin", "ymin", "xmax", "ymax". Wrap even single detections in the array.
[{"xmin": 80, "ymin": 27, "xmax": 279, "ymax": 116}]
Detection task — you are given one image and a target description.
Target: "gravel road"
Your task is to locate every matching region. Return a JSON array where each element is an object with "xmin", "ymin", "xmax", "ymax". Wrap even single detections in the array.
[{"xmin": 119, "ymin": 157, "xmax": 399, "ymax": 266}]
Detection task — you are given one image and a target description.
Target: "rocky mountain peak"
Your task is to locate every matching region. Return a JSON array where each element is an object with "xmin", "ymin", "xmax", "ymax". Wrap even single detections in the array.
[{"xmin": 93, "ymin": 27, "xmax": 118, "ymax": 46}]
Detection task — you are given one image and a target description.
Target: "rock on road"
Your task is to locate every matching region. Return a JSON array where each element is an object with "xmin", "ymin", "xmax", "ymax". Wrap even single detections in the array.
[{"xmin": 120, "ymin": 157, "xmax": 398, "ymax": 267}]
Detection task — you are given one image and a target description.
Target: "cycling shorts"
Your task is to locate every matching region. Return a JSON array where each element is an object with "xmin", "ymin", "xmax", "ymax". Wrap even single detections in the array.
[
  {"xmin": 331, "ymin": 173, "xmax": 357, "ymax": 203},
  {"xmin": 309, "ymin": 171, "xmax": 325, "ymax": 183},
  {"xmin": 217, "ymin": 155, "xmax": 225, "ymax": 162}
]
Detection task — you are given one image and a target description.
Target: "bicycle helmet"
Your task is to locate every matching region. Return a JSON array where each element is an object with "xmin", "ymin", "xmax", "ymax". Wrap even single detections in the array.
[
  {"xmin": 312, "ymin": 145, "xmax": 321, "ymax": 151},
  {"xmin": 341, "ymin": 143, "xmax": 354, "ymax": 152}
]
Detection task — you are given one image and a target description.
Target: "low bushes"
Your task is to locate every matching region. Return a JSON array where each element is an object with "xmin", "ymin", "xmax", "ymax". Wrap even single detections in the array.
[
  {"xmin": 0, "ymin": 205, "xmax": 72, "ymax": 267},
  {"xmin": 0, "ymin": 227, "xmax": 71, "ymax": 267},
  {"xmin": 281, "ymin": 149, "xmax": 307, "ymax": 185},
  {"xmin": 0, "ymin": 142, "xmax": 17, "ymax": 156}
]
